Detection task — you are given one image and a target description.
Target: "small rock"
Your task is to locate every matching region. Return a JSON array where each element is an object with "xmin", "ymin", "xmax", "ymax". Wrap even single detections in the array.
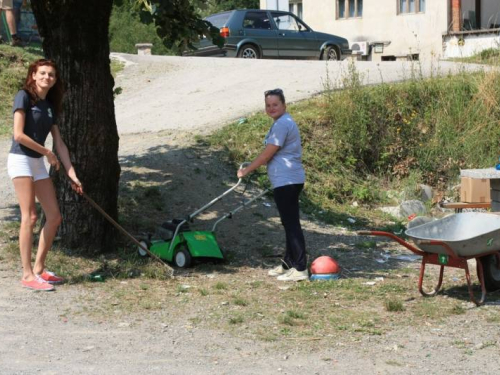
[
  {"xmin": 400, "ymin": 200, "xmax": 427, "ymax": 218},
  {"xmin": 419, "ymin": 184, "xmax": 433, "ymax": 202}
]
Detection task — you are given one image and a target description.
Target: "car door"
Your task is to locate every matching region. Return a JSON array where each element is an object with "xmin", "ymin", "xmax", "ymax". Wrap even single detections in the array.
[
  {"xmin": 239, "ymin": 11, "xmax": 278, "ymax": 58},
  {"xmin": 270, "ymin": 12, "xmax": 321, "ymax": 59}
]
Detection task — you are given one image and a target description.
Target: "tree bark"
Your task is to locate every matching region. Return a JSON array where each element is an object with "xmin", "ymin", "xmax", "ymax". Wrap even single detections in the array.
[{"xmin": 31, "ymin": 0, "xmax": 120, "ymax": 252}]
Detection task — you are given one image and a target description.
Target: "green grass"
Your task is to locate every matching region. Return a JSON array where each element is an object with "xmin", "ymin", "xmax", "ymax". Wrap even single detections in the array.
[
  {"xmin": 384, "ymin": 298, "xmax": 406, "ymax": 312},
  {"xmin": 451, "ymin": 47, "xmax": 500, "ymax": 65}
]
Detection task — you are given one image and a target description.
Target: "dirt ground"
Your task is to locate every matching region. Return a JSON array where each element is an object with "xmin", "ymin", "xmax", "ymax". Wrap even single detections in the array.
[{"xmin": 1, "ymin": 56, "xmax": 500, "ymax": 374}]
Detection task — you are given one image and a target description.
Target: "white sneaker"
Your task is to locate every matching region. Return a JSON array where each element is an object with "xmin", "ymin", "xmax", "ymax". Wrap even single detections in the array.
[
  {"xmin": 268, "ymin": 264, "xmax": 287, "ymax": 276},
  {"xmin": 277, "ymin": 268, "xmax": 309, "ymax": 282}
]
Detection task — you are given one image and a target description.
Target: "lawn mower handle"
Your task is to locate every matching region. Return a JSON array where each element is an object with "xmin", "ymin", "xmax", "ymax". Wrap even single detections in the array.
[
  {"xmin": 167, "ymin": 162, "xmax": 251, "ymax": 254},
  {"xmin": 212, "ymin": 188, "xmax": 269, "ymax": 232}
]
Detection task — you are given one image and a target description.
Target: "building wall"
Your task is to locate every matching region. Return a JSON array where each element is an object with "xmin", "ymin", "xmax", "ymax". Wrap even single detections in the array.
[
  {"xmin": 302, "ymin": 0, "xmax": 450, "ymax": 61},
  {"xmin": 260, "ymin": 0, "xmax": 451, "ymax": 61}
]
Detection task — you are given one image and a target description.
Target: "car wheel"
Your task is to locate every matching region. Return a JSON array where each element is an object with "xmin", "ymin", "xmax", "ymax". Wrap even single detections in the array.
[
  {"xmin": 174, "ymin": 247, "xmax": 193, "ymax": 268},
  {"xmin": 481, "ymin": 253, "xmax": 500, "ymax": 291},
  {"xmin": 322, "ymin": 46, "xmax": 339, "ymax": 61},
  {"xmin": 238, "ymin": 44, "xmax": 259, "ymax": 59}
]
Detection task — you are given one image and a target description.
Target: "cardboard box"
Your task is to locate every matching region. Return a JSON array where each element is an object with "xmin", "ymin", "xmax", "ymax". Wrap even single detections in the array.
[{"xmin": 460, "ymin": 177, "xmax": 491, "ymax": 203}]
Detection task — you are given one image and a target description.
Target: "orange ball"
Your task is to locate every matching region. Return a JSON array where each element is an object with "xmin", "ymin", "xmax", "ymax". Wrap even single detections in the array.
[{"xmin": 310, "ymin": 256, "xmax": 340, "ymax": 274}]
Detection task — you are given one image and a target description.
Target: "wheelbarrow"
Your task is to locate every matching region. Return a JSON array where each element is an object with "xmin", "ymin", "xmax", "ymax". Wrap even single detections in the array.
[{"xmin": 359, "ymin": 212, "xmax": 500, "ymax": 306}]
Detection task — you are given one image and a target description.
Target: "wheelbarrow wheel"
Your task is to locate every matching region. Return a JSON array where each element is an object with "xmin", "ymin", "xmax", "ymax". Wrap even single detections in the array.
[
  {"xmin": 481, "ymin": 254, "xmax": 500, "ymax": 291},
  {"xmin": 138, "ymin": 240, "xmax": 151, "ymax": 257},
  {"xmin": 174, "ymin": 247, "xmax": 192, "ymax": 268}
]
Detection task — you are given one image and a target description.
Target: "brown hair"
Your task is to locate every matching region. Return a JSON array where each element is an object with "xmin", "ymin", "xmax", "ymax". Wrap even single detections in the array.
[
  {"xmin": 264, "ymin": 88, "xmax": 286, "ymax": 104},
  {"xmin": 22, "ymin": 59, "xmax": 64, "ymax": 117}
]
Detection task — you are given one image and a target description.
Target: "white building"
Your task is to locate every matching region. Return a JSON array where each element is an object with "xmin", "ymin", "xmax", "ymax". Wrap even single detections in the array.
[{"xmin": 260, "ymin": 0, "xmax": 500, "ymax": 60}]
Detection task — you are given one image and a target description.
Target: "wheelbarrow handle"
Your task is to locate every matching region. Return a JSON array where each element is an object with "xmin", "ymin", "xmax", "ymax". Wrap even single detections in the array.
[{"xmin": 357, "ymin": 231, "xmax": 426, "ymax": 256}]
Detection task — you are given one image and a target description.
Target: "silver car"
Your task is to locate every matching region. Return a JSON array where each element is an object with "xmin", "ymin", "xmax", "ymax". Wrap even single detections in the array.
[{"xmin": 185, "ymin": 9, "xmax": 351, "ymax": 60}]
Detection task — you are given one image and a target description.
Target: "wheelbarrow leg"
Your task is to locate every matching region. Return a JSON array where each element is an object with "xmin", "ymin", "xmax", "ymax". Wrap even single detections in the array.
[
  {"xmin": 467, "ymin": 259, "xmax": 486, "ymax": 306},
  {"xmin": 418, "ymin": 256, "xmax": 444, "ymax": 297}
]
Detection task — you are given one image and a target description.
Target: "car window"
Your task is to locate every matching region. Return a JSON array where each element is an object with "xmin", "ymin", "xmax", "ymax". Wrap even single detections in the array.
[
  {"xmin": 271, "ymin": 13, "xmax": 308, "ymax": 32},
  {"xmin": 205, "ymin": 13, "xmax": 232, "ymax": 29},
  {"xmin": 243, "ymin": 11, "xmax": 272, "ymax": 30}
]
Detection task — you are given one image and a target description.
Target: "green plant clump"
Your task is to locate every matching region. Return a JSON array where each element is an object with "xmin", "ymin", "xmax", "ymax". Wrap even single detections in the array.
[{"xmin": 209, "ymin": 61, "xmax": 500, "ymax": 218}]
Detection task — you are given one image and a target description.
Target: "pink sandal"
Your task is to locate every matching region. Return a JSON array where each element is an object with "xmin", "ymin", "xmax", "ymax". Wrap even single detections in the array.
[
  {"xmin": 39, "ymin": 270, "xmax": 64, "ymax": 284},
  {"xmin": 21, "ymin": 276, "xmax": 55, "ymax": 291}
]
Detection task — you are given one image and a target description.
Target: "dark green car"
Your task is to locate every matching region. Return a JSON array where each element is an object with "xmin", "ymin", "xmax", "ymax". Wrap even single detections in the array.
[{"xmin": 185, "ymin": 9, "xmax": 351, "ymax": 60}]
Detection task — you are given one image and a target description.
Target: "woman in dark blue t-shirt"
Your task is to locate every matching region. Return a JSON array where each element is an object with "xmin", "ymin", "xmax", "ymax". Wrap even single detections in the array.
[{"xmin": 7, "ymin": 59, "xmax": 82, "ymax": 291}]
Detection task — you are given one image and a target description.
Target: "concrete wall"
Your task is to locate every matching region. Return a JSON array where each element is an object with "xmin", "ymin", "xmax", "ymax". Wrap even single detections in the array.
[{"xmin": 444, "ymin": 32, "xmax": 500, "ymax": 58}]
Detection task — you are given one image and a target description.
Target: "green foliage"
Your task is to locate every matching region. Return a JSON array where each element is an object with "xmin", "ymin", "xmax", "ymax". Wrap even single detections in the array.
[
  {"xmin": 199, "ymin": 0, "xmax": 259, "ymax": 17},
  {"xmin": 0, "ymin": 45, "xmax": 43, "ymax": 136},
  {"xmin": 452, "ymin": 48, "xmax": 500, "ymax": 66},
  {"xmin": 137, "ymin": 0, "xmax": 224, "ymax": 52},
  {"xmin": 110, "ymin": 0, "xmax": 256, "ymax": 54},
  {"xmin": 109, "ymin": 1, "xmax": 173, "ymax": 55},
  {"xmin": 209, "ymin": 63, "xmax": 500, "ymax": 216}
]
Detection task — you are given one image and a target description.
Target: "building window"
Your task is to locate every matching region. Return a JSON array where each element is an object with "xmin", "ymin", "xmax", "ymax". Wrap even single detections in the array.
[
  {"xmin": 399, "ymin": 0, "xmax": 425, "ymax": 14},
  {"xmin": 289, "ymin": 1, "xmax": 303, "ymax": 19},
  {"xmin": 337, "ymin": 0, "xmax": 363, "ymax": 19},
  {"xmin": 297, "ymin": 3, "xmax": 303, "ymax": 19}
]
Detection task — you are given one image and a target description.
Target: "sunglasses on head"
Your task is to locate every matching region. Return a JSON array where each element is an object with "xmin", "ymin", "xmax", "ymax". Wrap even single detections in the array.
[{"xmin": 265, "ymin": 88, "xmax": 283, "ymax": 96}]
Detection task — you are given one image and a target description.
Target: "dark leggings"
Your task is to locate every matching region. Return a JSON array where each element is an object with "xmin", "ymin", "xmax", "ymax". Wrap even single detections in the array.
[{"xmin": 273, "ymin": 183, "xmax": 306, "ymax": 271}]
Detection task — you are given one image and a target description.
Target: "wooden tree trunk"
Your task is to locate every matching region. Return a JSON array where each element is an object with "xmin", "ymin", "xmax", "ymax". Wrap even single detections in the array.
[{"xmin": 31, "ymin": 1, "xmax": 120, "ymax": 252}]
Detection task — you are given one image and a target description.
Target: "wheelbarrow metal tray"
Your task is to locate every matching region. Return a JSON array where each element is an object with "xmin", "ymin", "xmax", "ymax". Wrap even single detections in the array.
[{"xmin": 405, "ymin": 212, "xmax": 500, "ymax": 257}]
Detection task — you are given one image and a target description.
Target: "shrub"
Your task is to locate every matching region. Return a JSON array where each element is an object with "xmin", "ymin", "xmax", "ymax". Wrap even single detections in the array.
[{"xmin": 109, "ymin": 1, "xmax": 173, "ymax": 55}]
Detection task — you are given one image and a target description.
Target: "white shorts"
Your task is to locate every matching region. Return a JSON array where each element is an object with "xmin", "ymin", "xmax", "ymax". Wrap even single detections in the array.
[
  {"xmin": 0, "ymin": 0, "xmax": 14, "ymax": 10},
  {"xmin": 7, "ymin": 153, "xmax": 50, "ymax": 181}
]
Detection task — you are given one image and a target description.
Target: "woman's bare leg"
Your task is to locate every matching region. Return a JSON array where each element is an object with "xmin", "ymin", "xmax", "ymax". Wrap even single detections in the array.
[
  {"xmin": 12, "ymin": 177, "xmax": 37, "ymax": 281},
  {"xmin": 32, "ymin": 178, "xmax": 61, "ymax": 275}
]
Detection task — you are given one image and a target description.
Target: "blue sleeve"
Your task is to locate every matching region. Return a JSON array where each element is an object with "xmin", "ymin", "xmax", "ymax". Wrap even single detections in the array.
[
  {"xmin": 266, "ymin": 120, "xmax": 288, "ymax": 147},
  {"xmin": 12, "ymin": 90, "xmax": 30, "ymax": 114}
]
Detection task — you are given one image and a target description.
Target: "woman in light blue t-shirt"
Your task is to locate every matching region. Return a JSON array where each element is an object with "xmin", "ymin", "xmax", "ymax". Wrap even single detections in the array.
[{"xmin": 237, "ymin": 89, "xmax": 307, "ymax": 282}]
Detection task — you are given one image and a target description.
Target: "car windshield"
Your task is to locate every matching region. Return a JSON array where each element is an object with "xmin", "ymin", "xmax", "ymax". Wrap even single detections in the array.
[{"xmin": 205, "ymin": 12, "xmax": 232, "ymax": 28}]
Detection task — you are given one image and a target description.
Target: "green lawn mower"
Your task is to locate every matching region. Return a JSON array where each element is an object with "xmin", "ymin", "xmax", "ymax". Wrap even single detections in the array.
[{"xmin": 137, "ymin": 163, "xmax": 268, "ymax": 268}]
